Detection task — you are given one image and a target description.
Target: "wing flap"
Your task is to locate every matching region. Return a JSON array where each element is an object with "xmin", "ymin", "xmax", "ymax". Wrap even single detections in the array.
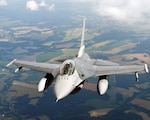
[{"xmin": 94, "ymin": 65, "xmax": 147, "ymax": 76}]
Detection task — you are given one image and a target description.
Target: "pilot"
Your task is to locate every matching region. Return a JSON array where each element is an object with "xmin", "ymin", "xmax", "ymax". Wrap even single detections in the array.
[{"xmin": 64, "ymin": 63, "xmax": 70, "ymax": 74}]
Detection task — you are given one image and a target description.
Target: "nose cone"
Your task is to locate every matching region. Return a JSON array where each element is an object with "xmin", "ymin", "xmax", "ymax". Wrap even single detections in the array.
[{"xmin": 54, "ymin": 76, "xmax": 75, "ymax": 101}]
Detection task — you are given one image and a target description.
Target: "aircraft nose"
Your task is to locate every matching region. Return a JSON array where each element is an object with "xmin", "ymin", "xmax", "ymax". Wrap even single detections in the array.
[{"xmin": 54, "ymin": 76, "xmax": 75, "ymax": 102}]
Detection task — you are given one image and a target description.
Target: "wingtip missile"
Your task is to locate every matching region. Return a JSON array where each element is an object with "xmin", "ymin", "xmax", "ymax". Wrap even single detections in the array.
[
  {"xmin": 144, "ymin": 64, "xmax": 149, "ymax": 73},
  {"xmin": 135, "ymin": 72, "xmax": 139, "ymax": 82},
  {"xmin": 6, "ymin": 59, "xmax": 16, "ymax": 67}
]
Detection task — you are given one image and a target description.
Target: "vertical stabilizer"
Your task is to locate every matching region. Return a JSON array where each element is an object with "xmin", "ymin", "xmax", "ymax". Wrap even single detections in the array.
[{"xmin": 77, "ymin": 17, "xmax": 86, "ymax": 58}]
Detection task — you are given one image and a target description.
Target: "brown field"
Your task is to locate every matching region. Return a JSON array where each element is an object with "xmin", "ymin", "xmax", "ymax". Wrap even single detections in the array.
[
  {"xmin": 63, "ymin": 28, "xmax": 82, "ymax": 41},
  {"xmin": 135, "ymin": 82, "xmax": 150, "ymax": 89},
  {"xmin": 124, "ymin": 109, "xmax": 150, "ymax": 120},
  {"xmin": 109, "ymin": 53, "xmax": 150, "ymax": 65},
  {"xmin": 83, "ymin": 82, "xmax": 97, "ymax": 92},
  {"xmin": 124, "ymin": 53, "xmax": 150, "ymax": 63},
  {"xmin": 103, "ymin": 42, "xmax": 136, "ymax": 54},
  {"xmin": 89, "ymin": 108, "xmax": 113, "ymax": 117},
  {"xmin": 65, "ymin": 28, "xmax": 82, "ymax": 37},
  {"xmin": 55, "ymin": 43, "xmax": 74, "ymax": 49},
  {"xmin": 131, "ymin": 99, "xmax": 150, "ymax": 110},
  {"xmin": 11, "ymin": 26, "xmax": 52, "ymax": 36},
  {"xmin": 12, "ymin": 80, "xmax": 37, "ymax": 89},
  {"xmin": 108, "ymin": 86, "xmax": 139, "ymax": 100},
  {"xmin": 84, "ymin": 82, "xmax": 140, "ymax": 99},
  {"xmin": 83, "ymin": 82, "xmax": 144, "ymax": 99},
  {"xmin": 92, "ymin": 40, "xmax": 115, "ymax": 48},
  {"xmin": 7, "ymin": 81, "xmax": 41, "ymax": 105},
  {"xmin": 135, "ymin": 112, "xmax": 150, "ymax": 120}
]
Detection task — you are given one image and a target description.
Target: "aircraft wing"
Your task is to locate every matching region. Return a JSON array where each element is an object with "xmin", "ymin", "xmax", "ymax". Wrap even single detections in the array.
[
  {"xmin": 92, "ymin": 59, "xmax": 119, "ymax": 66},
  {"xmin": 6, "ymin": 59, "xmax": 60, "ymax": 75},
  {"xmin": 94, "ymin": 64, "xmax": 149, "ymax": 76}
]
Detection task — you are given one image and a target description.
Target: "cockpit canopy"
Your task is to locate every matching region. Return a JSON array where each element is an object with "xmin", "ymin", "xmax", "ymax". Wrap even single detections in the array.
[{"xmin": 60, "ymin": 60, "xmax": 75, "ymax": 75}]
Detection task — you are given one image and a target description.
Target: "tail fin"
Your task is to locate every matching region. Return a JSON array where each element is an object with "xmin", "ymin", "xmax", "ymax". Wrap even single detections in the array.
[{"xmin": 77, "ymin": 17, "xmax": 86, "ymax": 57}]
